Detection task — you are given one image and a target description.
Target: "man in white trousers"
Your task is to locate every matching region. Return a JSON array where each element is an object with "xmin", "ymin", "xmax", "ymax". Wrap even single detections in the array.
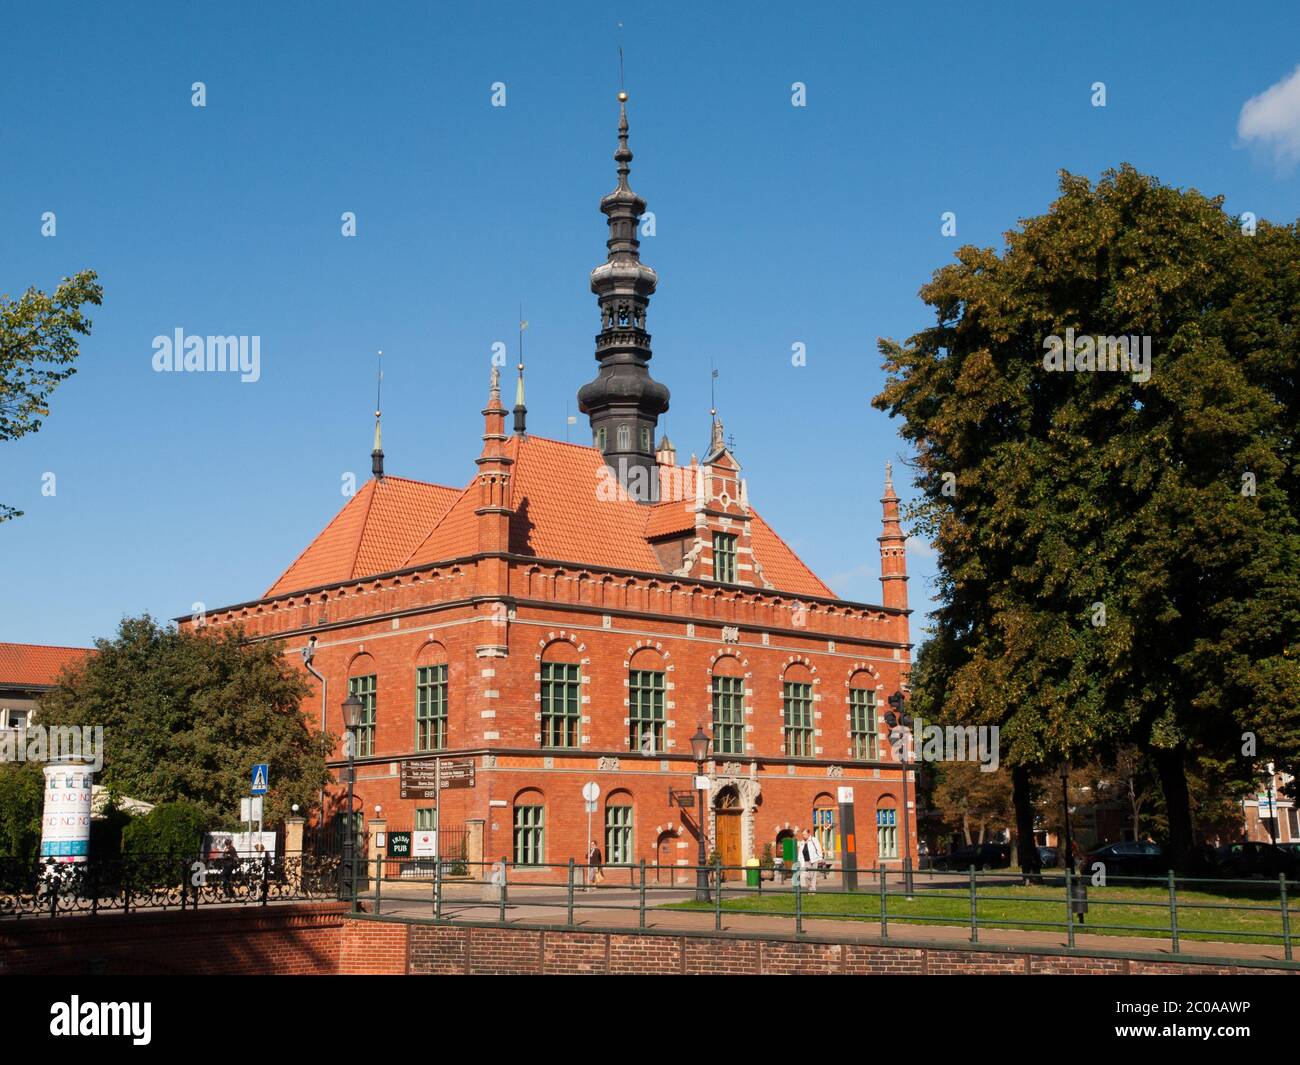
[{"xmin": 799, "ymin": 829, "xmax": 824, "ymax": 893}]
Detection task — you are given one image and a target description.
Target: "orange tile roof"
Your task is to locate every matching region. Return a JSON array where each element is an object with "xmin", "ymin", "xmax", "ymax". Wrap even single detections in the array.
[
  {"xmin": 266, "ymin": 436, "xmax": 837, "ymax": 600},
  {"xmin": 0, "ymin": 643, "xmax": 94, "ymax": 689},
  {"xmin": 264, "ymin": 476, "xmax": 459, "ymax": 597}
]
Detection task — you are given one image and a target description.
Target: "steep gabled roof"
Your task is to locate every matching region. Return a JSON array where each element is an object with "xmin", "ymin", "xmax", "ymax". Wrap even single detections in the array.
[
  {"xmin": 0, "ymin": 643, "xmax": 94, "ymax": 689},
  {"xmin": 264, "ymin": 476, "xmax": 459, "ymax": 597},
  {"xmin": 264, "ymin": 437, "xmax": 837, "ymax": 600}
]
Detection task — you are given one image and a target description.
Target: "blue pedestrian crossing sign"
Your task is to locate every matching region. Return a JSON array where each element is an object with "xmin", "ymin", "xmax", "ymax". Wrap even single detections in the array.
[{"xmin": 250, "ymin": 763, "xmax": 269, "ymax": 795}]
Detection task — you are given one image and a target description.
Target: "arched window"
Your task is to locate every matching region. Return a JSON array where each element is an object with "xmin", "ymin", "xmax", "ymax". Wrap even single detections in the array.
[
  {"xmin": 415, "ymin": 643, "xmax": 448, "ymax": 752},
  {"xmin": 605, "ymin": 791, "xmax": 633, "ymax": 865},
  {"xmin": 595, "ymin": 426, "xmax": 607, "ymax": 451},
  {"xmin": 617, "ymin": 424, "xmax": 631, "ymax": 450},
  {"xmin": 877, "ymin": 799, "xmax": 898, "ymax": 860},
  {"xmin": 813, "ymin": 794, "xmax": 836, "ymax": 858},
  {"xmin": 849, "ymin": 673, "xmax": 878, "ymax": 760},
  {"xmin": 540, "ymin": 642, "xmax": 581, "ymax": 749},
  {"xmin": 514, "ymin": 789, "xmax": 545, "ymax": 866},
  {"xmin": 782, "ymin": 664, "xmax": 814, "ymax": 757},
  {"xmin": 640, "ymin": 426, "xmax": 651, "ymax": 452},
  {"xmin": 711, "ymin": 656, "xmax": 745, "ymax": 756},
  {"xmin": 629, "ymin": 648, "xmax": 666, "ymax": 754},
  {"xmin": 347, "ymin": 654, "xmax": 377, "ymax": 758}
]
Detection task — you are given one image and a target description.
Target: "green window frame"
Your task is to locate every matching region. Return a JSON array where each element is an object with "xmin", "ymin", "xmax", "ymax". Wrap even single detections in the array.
[
  {"xmin": 877, "ymin": 806, "xmax": 898, "ymax": 859},
  {"xmin": 514, "ymin": 804, "xmax": 544, "ymax": 866},
  {"xmin": 605, "ymin": 804, "xmax": 632, "ymax": 865},
  {"xmin": 783, "ymin": 680, "xmax": 814, "ymax": 757},
  {"xmin": 540, "ymin": 661, "xmax": 581, "ymax": 749},
  {"xmin": 415, "ymin": 664, "xmax": 448, "ymax": 752},
  {"xmin": 415, "ymin": 806, "xmax": 436, "ymax": 831},
  {"xmin": 629, "ymin": 669, "xmax": 665, "ymax": 753},
  {"xmin": 813, "ymin": 804, "xmax": 836, "ymax": 858},
  {"xmin": 348, "ymin": 674, "xmax": 377, "ymax": 758},
  {"xmin": 712, "ymin": 532, "xmax": 737, "ymax": 583},
  {"xmin": 711, "ymin": 675, "xmax": 745, "ymax": 756},
  {"xmin": 850, "ymin": 688, "xmax": 878, "ymax": 760}
]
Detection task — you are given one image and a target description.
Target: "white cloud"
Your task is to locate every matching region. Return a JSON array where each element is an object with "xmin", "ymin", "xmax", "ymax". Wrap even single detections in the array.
[{"xmin": 1238, "ymin": 65, "xmax": 1300, "ymax": 168}]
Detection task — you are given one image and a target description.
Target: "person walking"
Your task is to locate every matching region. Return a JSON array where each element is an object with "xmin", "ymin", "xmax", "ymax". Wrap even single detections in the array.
[
  {"xmin": 586, "ymin": 839, "xmax": 604, "ymax": 891},
  {"xmin": 799, "ymin": 829, "xmax": 824, "ymax": 894}
]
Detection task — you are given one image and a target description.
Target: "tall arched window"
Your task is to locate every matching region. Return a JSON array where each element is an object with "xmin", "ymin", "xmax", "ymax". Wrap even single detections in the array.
[
  {"xmin": 540, "ymin": 642, "xmax": 581, "ymax": 749},
  {"xmin": 617, "ymin": 424, "xmax": 631, "ymax": 450},
  {"xmin": 415, "ymin": 643, "xmax": 448, "ymax": 752},
  {"xmin": 514, "ymin": 789, "xmax": 545, "ymax": 866},
  {"xmin": 605, "ymin": 791, "xmax": 633, "ymax": 865},
  {"xmin": 629, "ymin": 648, "xmax": 666, "ymax": 754},
  {"xmin": 782, "ymin": 664, "xmax": 814, "ymax": 757},
  {"xmin": 711, "ymin": 656, "xmax": 745, "ymax": 756},
  {"xmin": 877, "ymin": 799, "xmax": 898, "ymax": 860},
  {"xmin": 813, "ymin": 794, "xmax": 837, "ymax": 859},
  {"xmin": 595, "ymin": 426, "xmax": 607, "ymax": 450},
  {"xmin": 347, "ymin": 654, "xmax": 377, "ymax": 758},
  {"xmin": 849, "ymin": 674, "xmax": 878, "ymax": 760}
]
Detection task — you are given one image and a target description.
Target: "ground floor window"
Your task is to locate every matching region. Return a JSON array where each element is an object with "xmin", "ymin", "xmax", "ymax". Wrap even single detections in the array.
[
  {"xmin": 514, "ymin": 804, "xmax": 544, "ymax": 866},
  {"xmin": 877, "ymin": 806, "xmax": 898, "ymax": 859},
  {"xmin": 415, "ymin": 807, "xmax": 436, "ymax": 831},
  {"xmin": 813, "ymin": 804, "xmax": 836, "ymax": 857},
  {"xmin": 606, "ymin": 803, "xmax": 633, "ymax": 865}
]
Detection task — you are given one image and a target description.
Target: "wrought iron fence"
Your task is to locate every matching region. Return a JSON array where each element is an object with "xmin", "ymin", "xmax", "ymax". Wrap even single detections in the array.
[
  {"xmin": 0, "ymin": 853, "xmax": 344, "ymax": 919},
  {"xmin": 354, "ymin": 856, "xmax": 1300, "ymax": 964}
]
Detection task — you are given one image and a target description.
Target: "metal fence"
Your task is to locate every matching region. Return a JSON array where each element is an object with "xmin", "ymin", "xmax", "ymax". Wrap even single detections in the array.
[
  {"xmin": 355, "ymin": 857, "xmax": 1299, "ymax": 963},
  {"xmin": 0, "ymin": 853, "xmax": 344, "ymax": 919}
]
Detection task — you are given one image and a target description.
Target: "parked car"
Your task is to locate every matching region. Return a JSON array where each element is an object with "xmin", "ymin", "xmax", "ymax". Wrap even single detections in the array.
[
  {"xmin": 1037, "ymin": 846, "xmax": 1059, "ymax": 869},
  {"xmin": 1213, "ymin": 841, "xmax": 1300, "ymax": 879},
  {"xmin": 931, "ymin": 843, "xmax": 1011, "ymax": 871},
  {"xmin": 1081, "ymin": 841, "xmax": 1168, "ymax": 880},
  {"xmin": 1276, "ymin": 842, "xmax": 1300, "ymax": 859}
]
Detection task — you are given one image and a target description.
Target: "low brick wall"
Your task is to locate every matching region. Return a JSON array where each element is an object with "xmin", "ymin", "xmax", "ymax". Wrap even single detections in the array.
[
  {"xmin": 346, "ymin": 918, "xmax": 1300, "ymax": 976},
  {"xmin": 0, "ymin": 903, "xmax": 348, "ymax": 976}
]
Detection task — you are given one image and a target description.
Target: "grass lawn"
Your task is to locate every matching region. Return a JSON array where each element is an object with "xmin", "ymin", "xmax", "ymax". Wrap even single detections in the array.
[{"xmin": 664, "ymin": 880, "xmax": 1300, "ymax": 946}]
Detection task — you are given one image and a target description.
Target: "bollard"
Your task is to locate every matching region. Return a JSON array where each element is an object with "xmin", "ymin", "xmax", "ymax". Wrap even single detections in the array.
[
  {"xmin": 1065, "ymin": 867, "xmax": 1075, "ymax": 949},
  {"xmin": 1168, "ymin": 869, "xmax": 1179, "ymax": 955},
  {"xmin": 639, "ymin": 859, "xmax": 647, "ymax": 929},
  {"xmin": 567, "ymin": 858, "xmax": 576, "ymax": 927},
  {"xmin": 1280, "ymin": 874, "xmax": 1292, "ymax": 962},
  {"xmin": 879, "ymin": 867, "xmax": 888, "ymax": 939},
  {"xmin": 969, "ymin": 866, "xmax": 978, "ymax": 943}
]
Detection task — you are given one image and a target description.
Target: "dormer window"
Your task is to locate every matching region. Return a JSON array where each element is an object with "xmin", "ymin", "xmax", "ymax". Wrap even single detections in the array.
[{"xmin": 713, "ymin": 532, "xmax": 737, "ymax": 583}]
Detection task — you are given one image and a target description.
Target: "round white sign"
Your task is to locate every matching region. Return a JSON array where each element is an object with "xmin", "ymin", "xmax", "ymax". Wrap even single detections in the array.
[{"xmin": 581, "ymin": 781, "xmax": 600, "ymax": 802}]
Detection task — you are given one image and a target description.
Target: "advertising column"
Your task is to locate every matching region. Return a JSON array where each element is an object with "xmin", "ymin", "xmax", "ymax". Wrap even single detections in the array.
[{"xmin": 40, "ymin": 762, "xmax": 94, "ymax": 863}]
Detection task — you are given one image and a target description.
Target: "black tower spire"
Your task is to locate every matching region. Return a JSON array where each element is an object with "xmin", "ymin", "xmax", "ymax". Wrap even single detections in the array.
[{"xmin": 577, "ymin": 91, "xmax": 669, "ymax": 499}]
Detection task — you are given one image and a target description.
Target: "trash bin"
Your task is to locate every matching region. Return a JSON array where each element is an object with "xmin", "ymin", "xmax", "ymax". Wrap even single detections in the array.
[{"xmin": 746, "ymin": 857, "xmax": 760, "ymax": 888}]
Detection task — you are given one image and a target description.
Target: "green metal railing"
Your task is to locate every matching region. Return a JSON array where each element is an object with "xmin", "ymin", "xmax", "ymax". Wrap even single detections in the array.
[{"xmin": 355, "ymin": 856, "xmax": 1300, "ymax": 964}]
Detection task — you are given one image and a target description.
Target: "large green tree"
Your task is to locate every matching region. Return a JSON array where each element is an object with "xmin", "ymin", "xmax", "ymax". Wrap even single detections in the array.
[
  {"xmin": 875, "ymin": 165, "xmax": 1300, "ymax": 870},
  {"xmin": 37, "ymin": 615, "xmax": 331, "ymax": 827},
  {"xmin": 0, "ymin": 270, "xmax": 102, "ymax": 521}
]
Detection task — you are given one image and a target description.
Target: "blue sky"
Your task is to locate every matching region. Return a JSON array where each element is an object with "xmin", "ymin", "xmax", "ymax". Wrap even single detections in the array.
[{"xmin": 2, "ymin": 0, "xmax": 1297, "ymax": 647}]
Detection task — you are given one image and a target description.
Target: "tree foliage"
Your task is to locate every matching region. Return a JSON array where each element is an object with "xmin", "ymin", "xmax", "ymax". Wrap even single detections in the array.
[
  {"xmin": 0, "ymin": 270, "xmax": 102, "ymax": 521},
  {"xmin": 875, "ymin": 165, "xmax": 1300, "ymax": 866},
  {"xmin": 38, "ymin": 615, "xmax": 331, "ymax": 827},
  {"xmin": 121, "ymin": 801, "xmax": 207, "ymax": 858}
]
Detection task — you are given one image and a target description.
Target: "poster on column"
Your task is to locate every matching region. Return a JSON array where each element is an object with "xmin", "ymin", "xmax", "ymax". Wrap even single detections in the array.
[{"xmin": 40, "ymin": 764, "xmax": 94, "ymax": 862}]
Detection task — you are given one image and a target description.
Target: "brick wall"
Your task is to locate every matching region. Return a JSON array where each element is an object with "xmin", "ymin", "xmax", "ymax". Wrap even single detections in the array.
[
  {"xmin": 355, "ymin": 918, "xmax": 1299, "ymax": 977},
  {"xmin": 0, "ymin": 903, "xmax": 347, "ymax": 976}
]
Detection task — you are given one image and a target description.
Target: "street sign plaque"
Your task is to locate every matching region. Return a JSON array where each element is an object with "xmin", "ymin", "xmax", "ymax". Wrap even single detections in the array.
[{"xmin": 400, "ymin": 758, "xmax": 476, "ymax": 800}]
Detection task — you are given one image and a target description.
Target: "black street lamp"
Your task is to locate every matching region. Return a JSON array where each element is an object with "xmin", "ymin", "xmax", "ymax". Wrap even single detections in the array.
[
  {"xmin": 341, "ymin": 692, "xmax": 363, "ymax": 910},
  {"xmin": 884, "ymin": 692, "xmax": 914, "ymax": 894},
  {"xmin": 689, "ymin": 725, "xmax": 711, "ymax": 903},
  {"xmin": 1058, "ymin": 761, "xmax": 1073, "ymax": 875}
]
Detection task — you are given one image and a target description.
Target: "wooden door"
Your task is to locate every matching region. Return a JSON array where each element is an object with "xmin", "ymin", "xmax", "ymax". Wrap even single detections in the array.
[{"xmin": 716, "ymin": 813, "xmax": 741, "ymax": 880}]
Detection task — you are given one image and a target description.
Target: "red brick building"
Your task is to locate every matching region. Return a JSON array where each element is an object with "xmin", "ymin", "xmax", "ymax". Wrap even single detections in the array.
[{"xmin": 185, "ymin": 95, "xmax": 914, "ymax": 881}]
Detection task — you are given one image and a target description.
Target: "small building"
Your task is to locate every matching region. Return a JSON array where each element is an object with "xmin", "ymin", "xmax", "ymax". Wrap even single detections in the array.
[{"xmin": 0, "ymin": 643, "xmax": 94, "ymax": 731}]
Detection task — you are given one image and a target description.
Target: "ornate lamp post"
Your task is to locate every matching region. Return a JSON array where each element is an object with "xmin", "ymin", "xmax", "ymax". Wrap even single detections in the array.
[
  {"xmin": 341, "ymin": 692, "xmax": 363, "ymax": 910},
  {"xmin": 690, "ymin": 725, "xmax": 711, "ymax": 903}
]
